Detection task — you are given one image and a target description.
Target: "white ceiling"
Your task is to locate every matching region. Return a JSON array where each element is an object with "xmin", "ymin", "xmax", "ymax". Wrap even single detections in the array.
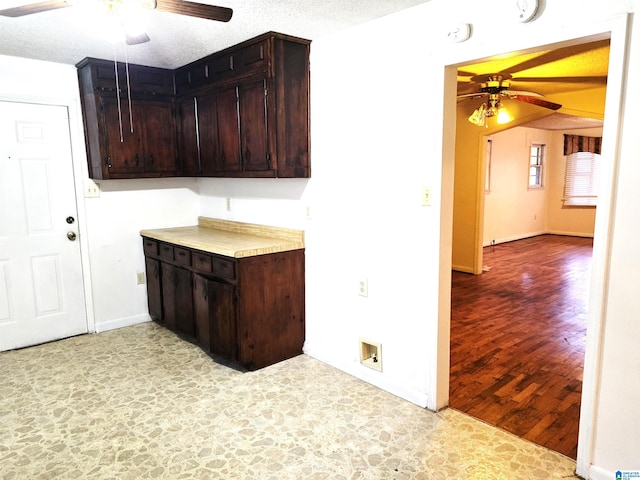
[{"xmin": 0, "ymin": 0, "xmax": 428, "ymax": 69}]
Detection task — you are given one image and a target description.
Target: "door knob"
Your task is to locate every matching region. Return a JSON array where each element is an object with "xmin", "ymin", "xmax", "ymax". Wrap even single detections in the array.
[{"xmin": 67, "ymin": 231, "xmax": 77, "ymax": 241}]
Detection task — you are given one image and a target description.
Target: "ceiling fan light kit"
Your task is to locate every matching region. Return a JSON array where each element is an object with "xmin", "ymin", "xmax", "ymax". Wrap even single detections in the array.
[{"xmin": 461, "ymin": 74, "xmax": 562, "ymax": 127}]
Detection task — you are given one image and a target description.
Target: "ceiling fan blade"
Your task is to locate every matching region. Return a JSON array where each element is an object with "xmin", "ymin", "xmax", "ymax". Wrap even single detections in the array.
[
  {"xmin": 457, "ymin": 92, "xmax": 486, "ymax": 99},
  {"xmin": 457, "ymin": 70, "xmax": 476, "ymax": 77},
  {"xmin": 154, "ymin": 0, "xmax": 232, "ymax": 22},
  {"xmin": 501, "ymin": 39, "xmax": 610, "ymax": 75},
  {"xmin": 502, "ymin": 89, "xmax": 543, "ymax": 97},
  {"xmin": 0, "ymin": 0, "xmax": 69, "ymax": 17},
  {"xmin": 126, "ymin": 32, "xmax": 151, "ymax": 45},
  {"xmin": 513, "ymin": 76, "xmax": 608, "ymax": 85},
  {"xmin": 510, "ymin": 95, "xmax": 562, "ymax": 111}
]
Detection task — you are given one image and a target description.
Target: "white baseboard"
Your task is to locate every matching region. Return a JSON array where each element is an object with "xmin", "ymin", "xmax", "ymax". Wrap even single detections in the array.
[
  {"xmin": 303, "ymin": 345, "xmax": 431, "ymax": 409},
  {"xmin": 545, "ymin": 230, "xmax": 595, "ymax": 238},
  {"xmin": 483, "ymin": 230, "xmax": 594, "ymax": 247},
  {"xmin": 94, "ymin": 313, "xmax": 151, "ymax": 333},
  {"xmin": 588, "ymin": 465, "xmax": 615, "ymax": 480}
]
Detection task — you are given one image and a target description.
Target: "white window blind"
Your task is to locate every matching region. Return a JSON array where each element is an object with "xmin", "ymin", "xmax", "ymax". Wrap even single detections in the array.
[{"xmin": 563, "ymin": 152, "xmax": 600, "ymax": 206}]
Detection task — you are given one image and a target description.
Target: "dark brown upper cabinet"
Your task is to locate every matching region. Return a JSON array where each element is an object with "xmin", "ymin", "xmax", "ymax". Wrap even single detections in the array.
[
  {"xmin": 79, "ymin": 32, "xmax": 310, "ymax": 180},
  {"xmin": 174, "ymin": 32, "xmax": 310, "ymax": 178},
  {"xmin": 77, "ymin": 58, "xmax": 178, "ymax": 180}
]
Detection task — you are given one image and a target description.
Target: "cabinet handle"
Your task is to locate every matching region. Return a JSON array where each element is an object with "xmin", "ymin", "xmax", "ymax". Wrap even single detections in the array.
[
  {"xmin": 149, "ymin": 154, "xmax": 154, "ymax": 165},
  {"xmin": 134, "ymin": 154, "xmax": 139, "ymax": 166},
  {"xmin": 194, "ymin": 96, "xmax": 202, "ymax": 173}
]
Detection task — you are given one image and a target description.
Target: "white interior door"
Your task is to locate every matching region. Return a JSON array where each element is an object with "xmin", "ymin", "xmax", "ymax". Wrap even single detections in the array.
[{"xmin": 0, "ymin": 101, "xmax": 87, "ymax": 351}]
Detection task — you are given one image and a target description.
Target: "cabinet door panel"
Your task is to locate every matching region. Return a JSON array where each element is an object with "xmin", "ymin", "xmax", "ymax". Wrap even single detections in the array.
[
  {"xmin": 215, "ymin": 86, "xmax": 242, "ymax": 173},
  {"xmin": 197, "ymin": 93, "xmax": 220, "ymax": 175},
  {"xmin": 177, "ymin": 96, "xmax": 200, "ymax": 175},
  {"xmin": 145, "ymin": 257, "xmax": 163, "ymax": 322},
  {"xmin": 193, "ymin": 274, "xmax": 211, "ymax": 350},
  {"xmin": 209, "ymin": 280, "xmax": 237, "ymax": 360},
  {"xmin": 161, "ymin": 263, "xmax": 194, "ymax": 336},
  {"xmin": 161, "ymin": 263, "xmax": 177, "ymax": 331},
  {"xmin": 101, "ymin": 96, "xmax": 144, "ymax": 174},
  {"xmin": 238, "ymin": 79, "xmax": 270, "ymax": 172},
  {"xmin": 174, "ymin": 266, "xmax": 195, "ymax": 336},
  {"xmin": 141, "ymin": 100, "xmax": 177, "ymax": 174}
]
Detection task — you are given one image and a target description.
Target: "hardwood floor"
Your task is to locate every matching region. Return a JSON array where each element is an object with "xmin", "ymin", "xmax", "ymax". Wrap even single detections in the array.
[{"xmin": 449, "ymin": 234, "xmax": 593, "ymax": 459}]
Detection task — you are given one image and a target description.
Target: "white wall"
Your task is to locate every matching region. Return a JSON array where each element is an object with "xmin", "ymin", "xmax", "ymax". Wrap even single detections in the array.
[
  {"xmin": 84, "ymin": 179, "xmax": 199, "ymax": 331},
  {"xmin": 3, "ymin": 0, "xmax": 640, "ymax": 477}
]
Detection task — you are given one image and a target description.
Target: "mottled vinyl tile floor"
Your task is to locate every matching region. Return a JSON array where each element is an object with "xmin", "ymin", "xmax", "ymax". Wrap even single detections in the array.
[{"xmin": 0, "ymin": 322, "xmax": 577, "ymax": 479}]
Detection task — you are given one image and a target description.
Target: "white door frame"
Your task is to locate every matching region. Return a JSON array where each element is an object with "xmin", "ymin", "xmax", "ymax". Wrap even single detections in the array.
[
  {"xmin": 0, "ymin": 93, "xmax": 96, "ymax": 336},
  {"xmin": 438, "ymin": 13, "xmax": 630, "ymax": 478}
]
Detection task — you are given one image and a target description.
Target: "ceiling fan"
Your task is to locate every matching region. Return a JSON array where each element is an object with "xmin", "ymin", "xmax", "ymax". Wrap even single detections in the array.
[
  {"xmin": 0, "ymin": 0, "xmax": 233, "ymax": 44},
  {"xmin": 459, "ymin": 74, "xmax": 562, "ymax": 126},
  {"xmin": 457, "ymin": 39, "xmax": 609, "ymax": 126}
]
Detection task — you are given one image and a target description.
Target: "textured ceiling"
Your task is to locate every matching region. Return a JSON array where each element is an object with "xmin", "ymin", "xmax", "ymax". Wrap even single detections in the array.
[{"xmin": 0, "ymin": 0, "xmax": 428, "ymax": 68}]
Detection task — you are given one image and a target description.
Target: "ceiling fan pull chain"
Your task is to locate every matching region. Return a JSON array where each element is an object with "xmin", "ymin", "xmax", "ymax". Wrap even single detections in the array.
[
  {"xmin": 112, "ymin": 43, "xmax": 124, "ymax": 143},
  {"xmin": 124, "ymin": 42, "xmax": 134, "ymax": 134}
]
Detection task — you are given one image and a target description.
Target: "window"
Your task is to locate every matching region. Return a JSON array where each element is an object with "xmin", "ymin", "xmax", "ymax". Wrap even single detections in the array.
[
  {"xmin": 563, "ymin": 151, "xmax": 600, "ymax": 206},
  {"xmin": 528, "ymin": 144, "xmax": 545, "ymax": 188}
]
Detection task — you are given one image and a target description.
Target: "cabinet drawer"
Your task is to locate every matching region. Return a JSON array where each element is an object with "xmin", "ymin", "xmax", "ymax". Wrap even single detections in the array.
[
  {"xmin": 212, "ymin": 257, "xmax": 235, "ymax": 280},
  {"xmin": 175, "ymin": 62, "xmax": 211, "ymax": 94},
  {"xmin": 159, "ymin": 243, "xmax": 174, "ymax": 261},
  {"xmin": 193, "ymin": 252, "xmax": 213, "ymax": 272},
  {"xmin": 174, "ymin": 247, "xmax": 192, "ymax": 266},
  {"xmin": 235, "ymin": 39, "xmax": 270, "ymax": 75},
  {"xmin": 143, "ymin": 238, "xmax": 158, "ymax": 256},
  {"xmin": 211, "ymin": 54, "xmax": 235, "ymax": 78},
  {"xmin": 87, "ymin": 61, "xmax": 173, "ymax": 95},
  {"xmin": 212, "ymin": 39, "xmax": 270, "ymax": 83}
]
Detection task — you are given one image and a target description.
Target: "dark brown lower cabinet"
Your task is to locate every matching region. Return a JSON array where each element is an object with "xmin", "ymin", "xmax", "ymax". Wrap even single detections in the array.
[
  {"xmin": 161, "ymin": 263, "xmax": 195, "ymax": 337},
  {"xmin": 198, "ymin": 277, "xmax": 237, "ymax": 362},
  {"xmin": 142, "ymin": 236, "xmax": 305, "ymax": 371},
  {"xmin": 145, "ymin": 257, "xmax": 162, "ymax": 322}
]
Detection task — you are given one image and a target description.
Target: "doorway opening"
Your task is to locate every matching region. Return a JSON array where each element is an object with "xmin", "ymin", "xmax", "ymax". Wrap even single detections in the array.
[{"xmin": 447, "ymin": 38, "xmax": 609, "ymax": 459}]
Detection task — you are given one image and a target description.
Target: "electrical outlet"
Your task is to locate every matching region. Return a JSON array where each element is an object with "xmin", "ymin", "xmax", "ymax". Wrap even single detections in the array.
[
  {"xmin": 358, "ymin": 278, "xmax": 368, "ymax": 297},
  {"xmin": 226, "ymin": 197, "xmax": 232, "ymax": 211},
  {"xmin": 421, "ymin": 186, "xmax": 432, "ymax": 206},
  {"xmin": 84, "ymin": 180, "xmax": 100, "ymax": 198},
  {"xmin": 136, "ymin": 272, "xmax": 145, "ymax": 285},
  {"xmin": 305, "ymin": 205, "xmax": 312, "ymax": 219}
]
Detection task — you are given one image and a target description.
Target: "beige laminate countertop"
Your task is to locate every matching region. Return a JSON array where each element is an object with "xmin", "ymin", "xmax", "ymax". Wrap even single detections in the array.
[{"xmin": 140, "ymin": 217, "xmax": 305, "ymax": 258}]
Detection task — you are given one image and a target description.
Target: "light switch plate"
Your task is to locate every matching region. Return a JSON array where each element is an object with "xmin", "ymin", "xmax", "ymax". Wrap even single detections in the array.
[{"xmin": 422, "ymin": 186, "xmax": 432, "ymax": 206}]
